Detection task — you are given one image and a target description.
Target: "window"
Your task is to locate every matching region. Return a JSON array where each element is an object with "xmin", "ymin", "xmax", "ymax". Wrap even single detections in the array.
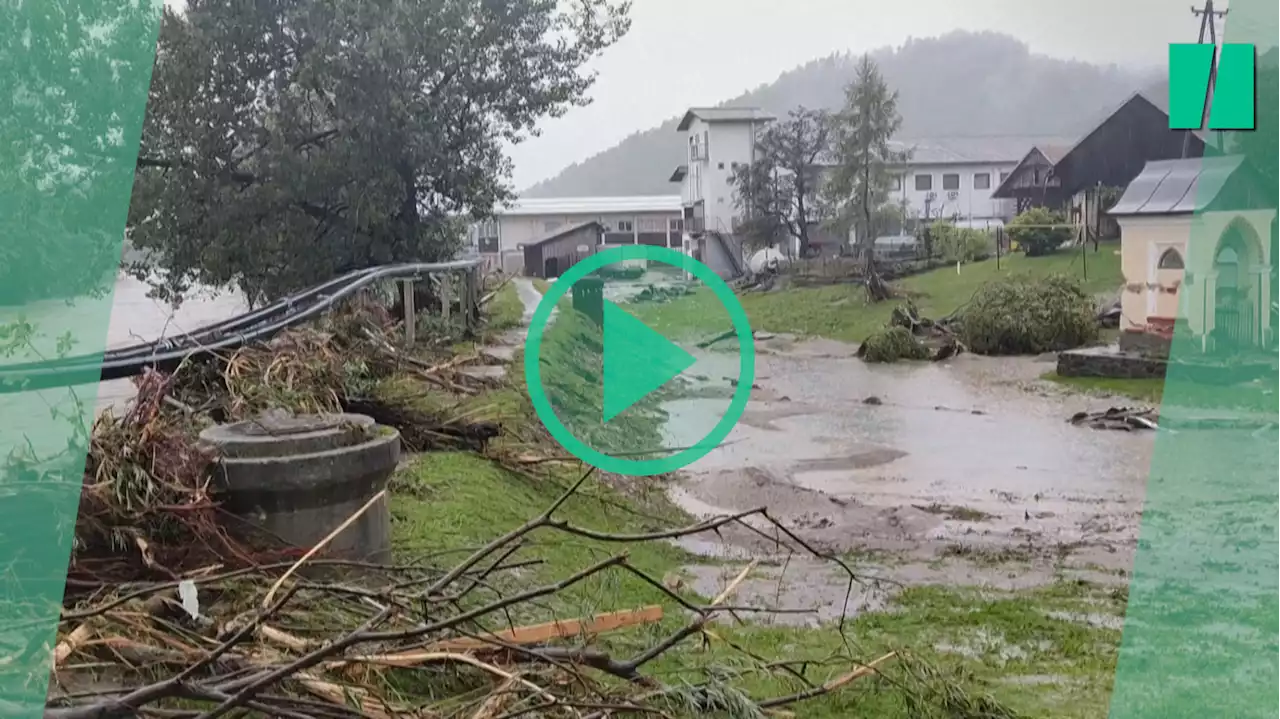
[
  {"xmin": 999, "ymin": 171, "xmax": 1010, "ymax": 183},
  {"xmin": 478, "ymin": 236, "xmax": 499, "ymax": 253},
  {"xmin": 914, "ymin": 174, "xmax": 932, "ymax": 191},
  {"xmin": 669, "ymin": 217, "xmax": 684, "ymax": 232},
  {"xmin": 616, "ymin": 220, "xmax": 634, "ymax": 233},
  {"xmin": 973, "ymin": 172, "xmax": 991, "ymax": 190},
  {"xmin": 942, "ymin": 173, "xmax": 960, "ymax": 190},
  {"xmin": 637, "ymin": 217, "xmax": 664, "ymax": 233},
  {"xmin": 1158, "ymin": 248, "xmax": 1185, "ymax": 270},
  {"xmin": 477, "ymin": 219, "xmax": 499, "ymax": 238},
  {"xmin": 890, "ymin": 175, "xmax": 903, "ymax": 191},
  {"xmin": 543, "ymin": 220, "xmax": 562, "ymax": 234}
]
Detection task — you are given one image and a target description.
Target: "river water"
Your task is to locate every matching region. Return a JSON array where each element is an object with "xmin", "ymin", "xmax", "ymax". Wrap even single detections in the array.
[{"xmin": 0, "ymin": 275, "xmax": 247, "ymax": 454}]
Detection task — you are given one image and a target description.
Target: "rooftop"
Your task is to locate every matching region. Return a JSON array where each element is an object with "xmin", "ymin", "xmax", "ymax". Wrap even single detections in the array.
[
  {"xmin": 677, "ymin": 107, "xmax": 776, "ymax": 132},
  {"xmin": 1108, "ymin": 155, "xmax": 1246, "ymax": 216},
  {"xmin": 497, "ymin": 195, "xmax": 683, "ymax": 217},
  {"xmin": 888, "ymin": 135, "xmax": 1076, "ymax": 165}
]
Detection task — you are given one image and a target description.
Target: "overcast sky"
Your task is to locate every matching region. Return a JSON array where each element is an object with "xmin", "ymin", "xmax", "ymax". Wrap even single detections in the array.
[{"xmin": 505, "ymin": 0, "xmax": 1229, "ymax": 190}]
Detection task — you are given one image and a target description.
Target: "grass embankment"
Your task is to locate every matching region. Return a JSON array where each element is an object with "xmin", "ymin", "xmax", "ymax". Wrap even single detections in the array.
[
  {"xmin": 379, "ymin": 283, "xmax": 1128, "ymax": 718},
  {"xmin": 634, "ymin": 246, "xmax": 1123, "ymax": 344},
  {"xmin": 1043, "ymin": 372, "xmax": 1279, "ymax": 414}
]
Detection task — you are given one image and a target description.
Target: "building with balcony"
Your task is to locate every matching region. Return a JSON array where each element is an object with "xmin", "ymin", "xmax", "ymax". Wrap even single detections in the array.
[
  {"xmin": 469, "ymin": 195, "xmax": 684, "ymax": 274},
  {"xmin": 667, "ymin": 107, "xmax": 776, "ymax": 278}
]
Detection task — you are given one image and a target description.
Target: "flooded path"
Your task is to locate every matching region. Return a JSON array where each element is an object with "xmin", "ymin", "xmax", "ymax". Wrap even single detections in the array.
[{"xmin": 660, "ymin": 334, "xmax": 1154, "ymax": 620}]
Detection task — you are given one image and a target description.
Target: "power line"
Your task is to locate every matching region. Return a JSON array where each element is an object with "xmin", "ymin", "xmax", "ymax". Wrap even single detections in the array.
[{"xmin": 1182, "ymin": 1, "xmax": 1230, "ymax": 158}]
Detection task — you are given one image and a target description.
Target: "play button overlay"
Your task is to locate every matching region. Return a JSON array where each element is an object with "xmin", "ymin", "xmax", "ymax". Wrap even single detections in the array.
[
  {"xmin": 602, "ymin": 302, "xmax": 696, "ymax": 423},
  {"xmin": 523, "ymin": 245, "xmax": 754, "ymax": 477}
]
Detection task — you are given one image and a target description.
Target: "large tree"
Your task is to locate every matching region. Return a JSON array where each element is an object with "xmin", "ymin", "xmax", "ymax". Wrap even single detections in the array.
[
  {"xmin": 1, "ymin": 0, "xmax": 159, "ymax": 307},
  {"xmin": 728, "ymin": 107, "xmax": 829, "ymax": 258},
  {"xmin": 127, "ymin": 0, "xmax": 630, "ymax": 306},
  {"xmin": 823, "ymin": 55, "xmax": 906, "ymax": 300}
]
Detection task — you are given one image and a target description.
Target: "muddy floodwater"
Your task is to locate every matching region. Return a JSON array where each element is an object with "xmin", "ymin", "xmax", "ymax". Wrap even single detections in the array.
[{"xmin": 660, "ymin": 335, "xmax": 1155, "ymax": 622}]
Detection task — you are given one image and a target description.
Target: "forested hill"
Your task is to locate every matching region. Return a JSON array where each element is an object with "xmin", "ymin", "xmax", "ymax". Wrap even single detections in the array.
[{"xmin": 522, "ymin": 31, "xmax": 1160, "ymax": 198}]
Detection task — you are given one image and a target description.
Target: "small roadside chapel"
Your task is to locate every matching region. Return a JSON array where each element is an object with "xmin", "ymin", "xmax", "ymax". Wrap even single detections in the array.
[{"xmin": 1108, "ymin": 154, "xmax": 1276, "ymax": 354}]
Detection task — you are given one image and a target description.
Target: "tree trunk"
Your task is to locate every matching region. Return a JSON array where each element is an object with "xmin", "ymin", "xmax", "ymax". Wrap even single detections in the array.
[{"xmin": 860, "ymin": 167, "xmax": 890, "ymax": 302}]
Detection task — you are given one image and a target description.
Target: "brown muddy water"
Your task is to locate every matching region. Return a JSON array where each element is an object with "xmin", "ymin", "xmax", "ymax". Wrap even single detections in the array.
[
  {"xmin": 1, "ymin": 275, "xmax": 247, "ymax": 454},
  {"xmin": 660, "ymin": 334, "xmax": 1155, "ymax": 623}
]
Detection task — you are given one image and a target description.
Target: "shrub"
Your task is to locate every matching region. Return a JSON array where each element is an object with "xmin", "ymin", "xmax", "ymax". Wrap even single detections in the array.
[
  {"xmin": 861, "ymin": 325, "xmax": 931, "ymax": 363},
  {"xmin": 932, "ymin": 223, "xmax": 996, "ymax": 263},
  {"xmin": 1007, "ymin": 207, "xmax": 1072, "ymax": 257},
  {"xmin": 959, "ymin": 274, "xmax": 1099, "ymax": 355}
]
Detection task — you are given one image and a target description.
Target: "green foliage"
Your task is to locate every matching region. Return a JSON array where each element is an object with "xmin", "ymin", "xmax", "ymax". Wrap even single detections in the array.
[
  {"xmin": 1007, "ymin": 207, "xmax": 1072, "ymax": 257},
  {"xmin": 127, "ymin": 0, "xmax": 629, "ymax": 306},
  {"xmin": 1, "ymin": 0, "xmax": 158, "ymax": 306},
  {"xmin": 823, "ymin": 56, "xmax": 908, "ymax": 248},
  {"xmin": 931, "ymin": 223, "xmax": 995, "ymax": 263},
  {"xmin": 959, "ymin": 274, "xmax": 1098, "ymax": 355},
  {"xmin": 861, "ymin": 325, "xmax": 931, "ymax": 362},
  {"xmin": 728, "ymin": 107, "xmax": 830, "ymax": 254}
]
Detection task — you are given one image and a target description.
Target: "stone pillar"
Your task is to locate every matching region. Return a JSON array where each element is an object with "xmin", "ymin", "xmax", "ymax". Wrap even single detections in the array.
[
  {"xmin": 1252, "ymin": 265, "xmax": 1271, "ymax": 344},
  {"xmin": 1201, "ymin": 271, "xmax": 1218, "ymax": 353}
]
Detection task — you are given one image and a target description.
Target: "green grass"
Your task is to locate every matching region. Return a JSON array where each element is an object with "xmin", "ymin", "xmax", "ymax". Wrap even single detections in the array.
[
  {"xmin": 382, "ymin": 307, "xmax": 1128, "ymax": 716},
  {"xmin": 484, "ymin": 279, "xmax": 525, "ymax": 334},
  {"xmin": 389, "ymin": 451, "xmax": 1126, "ymax": 717},
  {"xmin": 634, "ymin": 246, "xmax": 1123, "ymax": 344},
  {"xmin": 1043, "ymin": 373, "xmax": 1166, "ymax": 404}
]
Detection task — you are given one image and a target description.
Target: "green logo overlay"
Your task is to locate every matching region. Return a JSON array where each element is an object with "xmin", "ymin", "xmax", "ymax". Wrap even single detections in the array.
[
  {"xmin": 523, "ymin": 245, "xmax": 754, "ymax": 476},
  {"xmin": 1168, "ymin": 43, "xmax": 1257, "ymax": 130}
]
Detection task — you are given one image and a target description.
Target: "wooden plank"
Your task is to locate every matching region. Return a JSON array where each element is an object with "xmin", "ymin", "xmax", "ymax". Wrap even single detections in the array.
[{"xmin": 427, "ymin": 605, "xmax": 664, "ymax": 652}]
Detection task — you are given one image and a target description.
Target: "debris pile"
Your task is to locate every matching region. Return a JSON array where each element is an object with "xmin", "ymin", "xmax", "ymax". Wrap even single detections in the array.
[
  {"xmin": 958, "ymin": 274, "xmax": 1098, "ymax": 355},
  {"xmin": 631, "ymin": 283, "xmax": 695, "ymax": 304},
  {"xmin": 46, "ymin": 471, "xmax": 926, "ymax": 719},
  {"xmin": 857, "ymin": 301, "xmax": 965, "ymax": 363},
  {"xmin": 1069, "ymin": 407, "xmax": 1159, "ymax": 431}
]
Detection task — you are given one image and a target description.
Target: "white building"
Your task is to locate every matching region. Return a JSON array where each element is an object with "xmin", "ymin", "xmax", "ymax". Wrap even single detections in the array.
[
  {"xmin": 667, "ymin": 107, "xmax": 776, "ymax": 277},
  {"xmin": 470, "ymin": 195, "xmax": 684, "ymax": 274},
  {"xmin": 881, "ymin": 136, "xmax": 1073, "ymax": 229}
]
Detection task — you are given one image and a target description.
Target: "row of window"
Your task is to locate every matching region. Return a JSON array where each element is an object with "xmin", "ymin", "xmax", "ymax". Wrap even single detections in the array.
[
  {"xmin": 896, "ymin": 170, "xmax": 1012, "ymax": 193},
  {"xmin": 543, "ymin": 218, "xmax": 684, "ymax": 234}
]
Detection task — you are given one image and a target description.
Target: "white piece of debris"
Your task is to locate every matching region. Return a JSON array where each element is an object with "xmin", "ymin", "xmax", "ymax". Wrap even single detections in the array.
[{"xmin": 178, "ymin": 579, "xmax": 201, "ymax": 620}]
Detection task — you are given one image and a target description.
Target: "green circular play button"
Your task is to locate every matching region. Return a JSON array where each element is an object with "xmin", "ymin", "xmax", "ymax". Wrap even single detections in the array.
[{"xmin": 523, "ymin": 245, "xmax": 755, "ymax": 476}]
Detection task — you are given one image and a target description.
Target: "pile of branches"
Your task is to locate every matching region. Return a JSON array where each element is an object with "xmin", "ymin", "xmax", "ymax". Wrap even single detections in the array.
[
  {"xmin": 44, "ymin": 471, "xmax": 1015, "ymax": 719},
  {"xmin": 72, "ymin": 369, "xmax": 298, "ymax": 588},
  {"xmin": 170, "ymin": 300, "xmax": 502, "ymax": 452},
  {"xmin": 70, "ymin": 299, "xmax": 511, "ymax": 587},
  {"xmin": 957, "ymin": 274, "xmax": 1098, "ymax": 356},
  {"xmin": 857, "ymin": 301, "xmax": 965, "ymax": 363}
]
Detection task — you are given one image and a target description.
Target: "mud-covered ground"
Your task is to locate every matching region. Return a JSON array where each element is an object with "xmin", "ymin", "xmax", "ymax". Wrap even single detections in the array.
[{"xmin": 661, "ymin": 334, "xmax": 1154, "ymax": 624}]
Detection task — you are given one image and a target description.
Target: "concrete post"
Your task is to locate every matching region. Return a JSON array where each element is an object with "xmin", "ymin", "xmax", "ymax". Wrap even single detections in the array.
[{"xmin": 402, "ymin": 278, "xmax": 416, "ymax": 346}]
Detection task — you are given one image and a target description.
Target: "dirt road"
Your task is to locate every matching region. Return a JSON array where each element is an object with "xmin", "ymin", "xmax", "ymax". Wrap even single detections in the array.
[{"xmin": 661, "ymin": 334, "xmax": 1154, "ymax": 621}]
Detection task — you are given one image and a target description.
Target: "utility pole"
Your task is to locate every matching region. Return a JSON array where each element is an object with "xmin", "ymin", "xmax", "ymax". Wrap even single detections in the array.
[{"xmin": 1182, "ymin": 1, "xmax": 1230, "ymax": 158}]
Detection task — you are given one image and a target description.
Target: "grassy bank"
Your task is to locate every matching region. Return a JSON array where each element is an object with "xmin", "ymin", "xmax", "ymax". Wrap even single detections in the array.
[
  {"xmin": 1044, "ymin": 371, "xmax": 1279, "ymax": 414},
  {"xmin": 379, "ymin": 288, "xmax": 1128, "ymax": 717},
  {"xmin": 634, "ymin": 245, "xmax": 1122, "ymax": 343}
]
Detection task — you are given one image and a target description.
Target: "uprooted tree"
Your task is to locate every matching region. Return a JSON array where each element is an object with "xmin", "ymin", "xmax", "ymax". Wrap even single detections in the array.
[
  {"xmin": 822, "ymin": 54, "xmax": 908, "ymax": 301},
  {"xmin": 728, "ymin": 107, "xmax": 830, "ymax": 258},
  {"xmin": 126, "ymin": 0, "xmax": 631, "ymax": 307}
]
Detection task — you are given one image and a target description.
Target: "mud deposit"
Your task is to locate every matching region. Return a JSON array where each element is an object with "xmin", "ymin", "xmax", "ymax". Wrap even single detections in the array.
[{"xmin": 661, "ymin": 336, "xmax": 1152, "ymax": 622}]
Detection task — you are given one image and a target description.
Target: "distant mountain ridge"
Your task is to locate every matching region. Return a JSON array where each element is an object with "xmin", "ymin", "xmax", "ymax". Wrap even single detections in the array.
[{"xmin": 522, "ymin": 31, "xmax": 1161, "ymax": 198}]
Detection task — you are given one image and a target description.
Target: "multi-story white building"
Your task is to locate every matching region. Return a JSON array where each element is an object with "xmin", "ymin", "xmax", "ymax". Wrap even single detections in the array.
[
  {"xmin": 880, "ymin": 136, "xmax": 1074, "ymax": 230},
  {"xmin": 469, "ymin": 195, "xmax": 684, "ymax": 274},
  {"xmin": 667, "ymin": 107, "xmax": 776, "ymax": 277}
]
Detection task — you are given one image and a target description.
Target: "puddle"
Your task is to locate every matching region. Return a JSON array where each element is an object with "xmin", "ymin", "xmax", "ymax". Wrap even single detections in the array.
[{"xmin": 659, "ymin": 337, "xmax": 1154, "ymax": 602}]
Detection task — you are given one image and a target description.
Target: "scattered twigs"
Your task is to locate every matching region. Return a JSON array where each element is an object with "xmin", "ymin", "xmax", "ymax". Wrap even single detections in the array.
[{"xmin": 47, "ymin": 465, "xmax": 910, "ymax": 719}]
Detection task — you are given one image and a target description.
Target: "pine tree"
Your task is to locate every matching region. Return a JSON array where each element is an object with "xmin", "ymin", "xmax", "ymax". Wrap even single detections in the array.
[{"xmin": 824, "ymin": 55, "xmax": 907, "ymax": 301}]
